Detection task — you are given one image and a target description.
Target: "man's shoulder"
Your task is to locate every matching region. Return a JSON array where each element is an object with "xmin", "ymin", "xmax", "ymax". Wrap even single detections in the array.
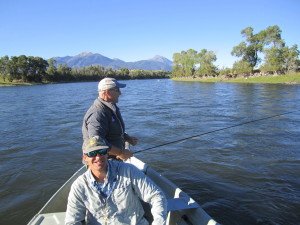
[
  {"xmin": 71, "ymin": 170, "xmax": 89, "ymax": 189},
  {"xmin": 109, "ymin": 160, "xmax": 143, "ymax": 176},
  {"xmin": 84, "ymin": 99, "xmax": 107, "ymax": 116},
  {"xmin": 91, "ymin": 98, "xmax": 106, "ymax": 110}
]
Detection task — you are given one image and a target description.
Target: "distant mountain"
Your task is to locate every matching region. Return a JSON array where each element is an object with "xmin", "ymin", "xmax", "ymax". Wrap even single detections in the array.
[{"xmin": 52, "ymin": 52, "xmax": 173, "ymax": 71}]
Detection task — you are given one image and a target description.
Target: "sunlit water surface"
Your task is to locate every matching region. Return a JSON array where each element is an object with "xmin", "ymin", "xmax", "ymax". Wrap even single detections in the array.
[{"xmin": 0, "ymin": 79, "xmax": 299, "ymax": 225}]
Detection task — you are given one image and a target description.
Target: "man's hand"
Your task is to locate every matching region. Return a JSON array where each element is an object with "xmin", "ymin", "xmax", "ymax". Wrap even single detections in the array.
[
  {"xmin": 116, "ymin": 149, "xmax": 133, "ymax": 161},
  {"xmin": 127, "ymin": 136, "xmax": 138, "ymax": 146}
]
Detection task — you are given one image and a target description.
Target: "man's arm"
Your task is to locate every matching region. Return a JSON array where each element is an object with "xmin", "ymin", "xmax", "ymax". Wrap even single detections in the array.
[
  {"xmin": 124, "ymin": 133, "xmax": 138, "ymax": 146},
  {"xmin": 130, "ymin": 166, "xmax": 167, "ymax": 225},
  {"xmin": 109, "ymin": 145, "xmax": 133, "ymax": 160},
  {"xmin": 65, "ymin": 182, "xmax": 86, "ymax": 225},
  {"xmin": 87, "ymin": 111, "xmax": 133, "ymax": 160},
  {"xmin": 86, "ymin": 110, "xmax": 109, "ymax": 141}
]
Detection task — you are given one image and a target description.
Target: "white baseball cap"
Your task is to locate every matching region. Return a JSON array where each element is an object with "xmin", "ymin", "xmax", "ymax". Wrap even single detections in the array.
[{"xmin": 98, "ymin": 77, "xmax": 126, "ymax": 91}]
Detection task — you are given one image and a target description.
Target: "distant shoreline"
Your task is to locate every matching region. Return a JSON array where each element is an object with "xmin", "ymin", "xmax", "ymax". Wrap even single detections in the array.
[
  {"xmin": 0, "ymin": 77, "xmax": 170, "ymax": 87},
  {"xmin": 1, "ymin": 73, "xmax": 300, "ymax": 86},
  {"xmin": 172, "ymin": 72, "xmax": 300, "ymax": 84}
]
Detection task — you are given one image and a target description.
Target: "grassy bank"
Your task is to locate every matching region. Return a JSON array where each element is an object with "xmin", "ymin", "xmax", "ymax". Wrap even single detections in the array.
[
  {"xmin": 0, "ymin": 78, "xmax": 35, "ymax": 86},
  {"xmin": 172, "ymin": 72, "xmax": 300, "ymax": 84}
]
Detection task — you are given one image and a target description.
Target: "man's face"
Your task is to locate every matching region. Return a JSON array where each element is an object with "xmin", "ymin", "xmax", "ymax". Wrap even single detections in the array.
[
  {"xmin": 83, "ymin": 151, "xmax": 108, "ymax": 172},
  {"xmin": 107, "ymin": 87, "xmax": 121, "ymax": 103}
]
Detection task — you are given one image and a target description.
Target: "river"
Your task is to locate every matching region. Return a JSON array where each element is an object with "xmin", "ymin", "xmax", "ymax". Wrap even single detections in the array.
[{"xmin": 0, "ymin": 79, "xmax": 299, "ymax": 225}]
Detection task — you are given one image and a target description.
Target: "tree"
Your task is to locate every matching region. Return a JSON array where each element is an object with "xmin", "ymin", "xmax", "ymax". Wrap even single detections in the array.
[
  {"xmin": 0, "ymin": 56, "xmax": 10, "ymax": 81},
  {"xmin": 172, "ymin": 48, "xmax": 217, "ymax": 77},
  {"xmin": 260, "ymin": 25, "xmax": 299, "ymax": 73},
  {"xmin": 47, "ymin": 58, "xmax": 57, "ymax": 75},
  {"xmin": 232, "ymin": 60, "xmax": 252, "ymax": 75},
  {"xmin": 183, "ymin": 49, "xmax": 198, "ymax": 76},
  {"xmin": 231, "ymin": 27, "xmax": 264, "ymax": 69},
  {"xmin": 172, "ymin": 52, "xmax": 184, "ymax": 77},
  {"xmin": 32, "ymin": 57, "xmax": 48, "ymax": 82},
  {"xmin": 282, "ymin": 45, "xmax": 299, "ymax": 72},
  {"xmin": 261, "ymin": 25, "xmax": 284, "ymax": 48},
  {"xmin": 18, "ymin": 55, "xmax": 33, "ymax": 81},
  {"xmin": 171, "ymin": 50, "xmax": 198, "ymax": 77},
  {"xmin": 119, "ymin": 68, "xmax": 130, "ymax": 77},
  {"xmin": 219, "ymin": 67, "xmax": 232, "ymax": 76},
  {"xmin": 260, "ymin": 47, "xmax": 284, "ymax": 73},
  {"xmin": 9, "ymin": 56, "xmax": 21, "ymax": 80},
  {"xmin": 105, "ymin": 68, "xmax": 116, "ymax": 77},
  {"xmin": 195, "ymin": 49, "xmax": 217, "ymax": 76},
  {"xmin": 57, "ymin": 64, "xmax": 72, "ymax": 81}
]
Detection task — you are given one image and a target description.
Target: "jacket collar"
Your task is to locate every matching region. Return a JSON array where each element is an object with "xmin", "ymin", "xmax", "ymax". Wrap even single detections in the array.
[{"xmin": 96, "ymin": 97, "xmax": 117, "ymax": 113}]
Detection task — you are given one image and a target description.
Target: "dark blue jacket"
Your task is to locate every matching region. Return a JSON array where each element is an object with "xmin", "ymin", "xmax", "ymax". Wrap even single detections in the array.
[{"xmin": 82, "ymin": 98, "xmax": 127, "ymax": 150}]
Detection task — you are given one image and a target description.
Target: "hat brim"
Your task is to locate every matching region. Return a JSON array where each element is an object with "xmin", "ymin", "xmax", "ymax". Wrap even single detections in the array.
[
  {"xmin": 116, "ymin": 83, "xmax": 126, "ymax": 88},
  {"xmin": 83, "ymin": 145, "xmax": 109, "ymax": 154}
]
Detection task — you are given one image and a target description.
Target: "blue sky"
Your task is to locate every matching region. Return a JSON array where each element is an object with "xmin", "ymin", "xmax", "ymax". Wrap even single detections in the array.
[{"xmin": 0, "ymin": 0, "xmax": 299, "ymax": 68}]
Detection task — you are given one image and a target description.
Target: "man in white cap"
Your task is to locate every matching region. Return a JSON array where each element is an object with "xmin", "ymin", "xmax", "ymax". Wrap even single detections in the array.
[
  {"xmin": 82, "ymin": 77, "xmax": 137, "ymax": 160},
  {"xmin": 65, "ymin": 136, "xmax": 167, "ymax": 225}
]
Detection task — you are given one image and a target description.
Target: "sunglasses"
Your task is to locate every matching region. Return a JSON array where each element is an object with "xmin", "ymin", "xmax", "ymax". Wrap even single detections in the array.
[
  {"xmin": 110, "ymin": 87, "xmax": 120, "ymax": 93},
  {"xmin": 85, "ymin": 148, "xmax": 108, "ymax": 157}
]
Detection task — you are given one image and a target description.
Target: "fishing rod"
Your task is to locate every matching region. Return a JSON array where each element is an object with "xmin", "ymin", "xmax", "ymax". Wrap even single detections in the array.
[{"xmin": 133, "ymin": 109, "xmax": 299, "ymax": 154}]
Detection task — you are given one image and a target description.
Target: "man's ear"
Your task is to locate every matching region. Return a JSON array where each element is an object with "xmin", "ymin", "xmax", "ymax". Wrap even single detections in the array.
[{"xmin": 82, "ymin": 154, "xmax": 88, "ymax": 164}]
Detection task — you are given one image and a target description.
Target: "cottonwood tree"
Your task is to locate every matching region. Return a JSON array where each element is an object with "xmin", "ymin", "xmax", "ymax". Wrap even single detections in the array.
[
  {"xmin": 232, "ymin": 60, "xmax": 252, "ymax": 75},
  {"xmin": 172, "ymin": 49, "xmax": 217, "ymax": 77},
  {"xmin": 282, "ymin": 45, "xmax": 299, "ymax": 72},
  {"xmin": 195, "ymin": 49, "xmax": 217, "ymax": 77},
  {"xmin": 233, "ymin": 25, "xmax": 299, "ymax": 74},
  {"xmin": 260, "ymin": 26, "xmax": 299, "ymax": 73},
  {"xmin": 0, "ymin": 56, "xmax": 10, "ymax": 81},
  {"xmin": 260, "ymin": 25, "xmax": 285, "ymax": 73},
  {"xmin": 231, "ymin": 27, "xmax": 264, "ymax": 70}
]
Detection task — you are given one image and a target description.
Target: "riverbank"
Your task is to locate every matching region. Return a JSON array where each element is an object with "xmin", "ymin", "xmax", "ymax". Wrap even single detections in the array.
[
  {"xmin": 0, "ymin": 76, "xmax": 170, "ymax": 87},
  {"xmin": 0, "ymin": 81, "xmax": 34, "ymax": 86},
  {"xmin": 2, "ymin": 73, "xmax": 300, "ymax": 86},
  {"xmin": 172, "ymin": 72, "xmax": 300, "ymax": 84},
  {"xmin": 0, "ymin": 77, "xmax": 37, "ymax": 86}
]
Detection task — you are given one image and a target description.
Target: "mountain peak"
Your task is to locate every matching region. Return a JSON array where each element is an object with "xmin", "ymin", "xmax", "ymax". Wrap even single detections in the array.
[
  {"xmin": 77, "ymin": 52, "xmax": 94, "ymax": 57},
  {"xmin": 53, "ymin": 52, "xmax": 172, "ymax": 71},
  {"xmin": 150, "ymin": 55, "xmax": 164, "ymax": 60},
  {"xmin": 149, "ymin": 55, "xmax": 172, "ymax": 64}
]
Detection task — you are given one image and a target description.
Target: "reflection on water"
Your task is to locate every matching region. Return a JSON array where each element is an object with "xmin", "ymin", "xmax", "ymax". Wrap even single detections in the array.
[{"xmin": 0, "ymin": 80, "xmax": 299, "ymax": 225}]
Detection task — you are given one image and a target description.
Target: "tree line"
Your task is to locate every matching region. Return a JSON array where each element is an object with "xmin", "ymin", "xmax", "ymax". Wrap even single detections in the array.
[
  {"xmin": 0, "ymin": 56, "xmax": 170, "ymax": 83},
  {"xmin": 172, "ymin": 25, "xmax": 300, "ymax": 78}
]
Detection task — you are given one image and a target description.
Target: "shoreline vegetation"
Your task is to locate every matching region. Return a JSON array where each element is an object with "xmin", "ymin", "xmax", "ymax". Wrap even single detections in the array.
[
  {"xmin": 2, "ymin": 72, "xmax": 300, "ymax": 86},
  {"xmin": 1, "ymin": 25, "xmax": 299, "ymax": 87},
  {"xmin": 0, "ymin": 74, "xmax": 170, "ymax": 87},
  {"xmin": 171, "ymin": 25, "xmax": 299, "ymax": 84},
  {"xmin": 172, "ymin": 72, "xmax": 300, "ymax": 84}
]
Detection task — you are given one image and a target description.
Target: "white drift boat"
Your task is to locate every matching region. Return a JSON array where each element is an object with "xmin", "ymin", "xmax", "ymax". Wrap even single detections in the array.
[{"xmin": 28, "ymin": 157, "xmax": 219, "ymax": 225}]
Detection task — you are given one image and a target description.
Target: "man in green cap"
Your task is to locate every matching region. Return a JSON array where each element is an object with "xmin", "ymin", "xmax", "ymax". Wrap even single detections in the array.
[{"xmin": 65, "ymin": 136, "xmax": 167, "ymax": 225}]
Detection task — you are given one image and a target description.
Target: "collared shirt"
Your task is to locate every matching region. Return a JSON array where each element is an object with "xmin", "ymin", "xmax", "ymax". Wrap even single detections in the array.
[
  {"xmin": 65, "ymin": 160, "xmax": 167, "ymax": 225},
  {"xmin": 87, "ymin": 162, "xmax": 116, "ymax": 198}
]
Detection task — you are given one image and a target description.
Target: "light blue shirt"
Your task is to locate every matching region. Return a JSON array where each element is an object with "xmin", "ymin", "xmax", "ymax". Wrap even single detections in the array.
[
  {"xmin": 65, "ymin": 160, "xmax": 167, "ymax": 225},
  {"xmin": 88, "ymin": 162, "xmax": 116, "ymax": 198}
]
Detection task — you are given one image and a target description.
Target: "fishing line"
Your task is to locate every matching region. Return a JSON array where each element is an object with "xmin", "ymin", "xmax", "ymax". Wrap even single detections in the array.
[{"xmin": 133, "ymin": 109, "xmax": 299, "ymax": 154}]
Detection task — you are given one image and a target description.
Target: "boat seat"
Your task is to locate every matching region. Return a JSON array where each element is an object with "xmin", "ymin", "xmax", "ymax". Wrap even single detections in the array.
[
  {"xmin": 29, "ymin": 212, "xmax": 66, "ymax": 225},
  {"xmin": 167, "ymin": 197, "xmax": 199, "ymax": 211}
]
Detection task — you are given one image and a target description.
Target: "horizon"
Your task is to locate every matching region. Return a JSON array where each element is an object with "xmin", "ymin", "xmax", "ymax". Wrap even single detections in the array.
[{"xmin": 1, "ymin": 0, "xmax": 299, "ymax": 68}]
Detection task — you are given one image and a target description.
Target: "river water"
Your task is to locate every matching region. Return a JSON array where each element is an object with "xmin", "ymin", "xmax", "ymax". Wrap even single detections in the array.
[{"xmin": 0, "ymin": 79, "xmax": 299, "ymax": 225}]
